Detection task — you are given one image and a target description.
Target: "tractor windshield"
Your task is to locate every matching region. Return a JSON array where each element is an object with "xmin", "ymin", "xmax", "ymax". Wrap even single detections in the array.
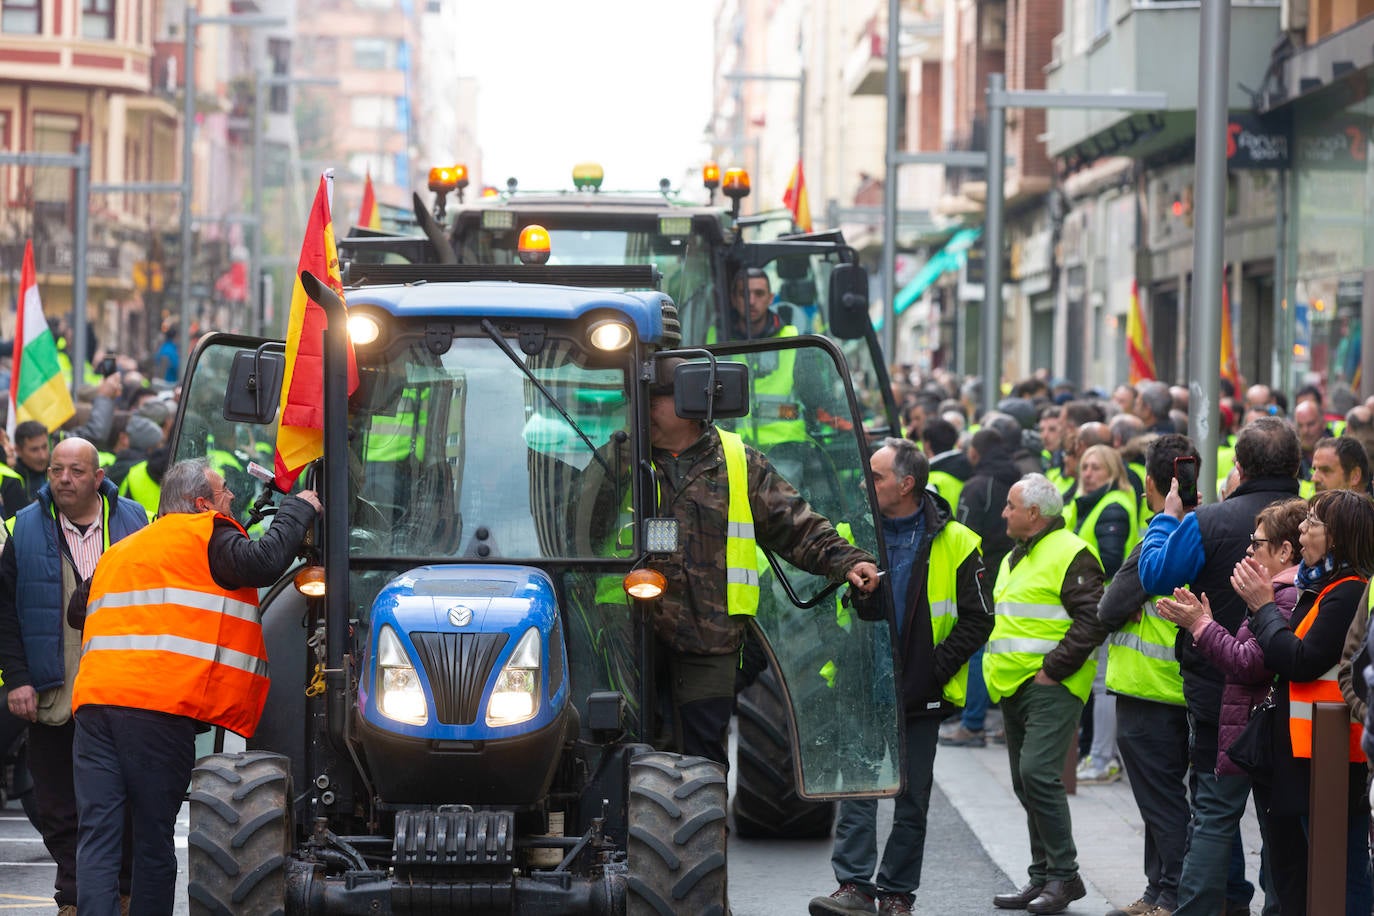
[{"xmin": 349, "ymin": 333, "xmax": 631, "ymax": 561}]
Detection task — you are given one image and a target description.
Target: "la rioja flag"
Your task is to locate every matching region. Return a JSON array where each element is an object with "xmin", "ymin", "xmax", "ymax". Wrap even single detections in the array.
[{"xmin": 8, "ymin": 240, "xmax": 74, "ymax": 441}]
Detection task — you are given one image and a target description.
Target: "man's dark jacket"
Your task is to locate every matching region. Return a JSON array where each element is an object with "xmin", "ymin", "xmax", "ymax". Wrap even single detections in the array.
[
  {"xmin": 896, "ymin": 490, "xmax": 994, "ymax": 718},
  {"xmin": 956, "ymin": 445, "xmax": 1022, "ymax": 573}
]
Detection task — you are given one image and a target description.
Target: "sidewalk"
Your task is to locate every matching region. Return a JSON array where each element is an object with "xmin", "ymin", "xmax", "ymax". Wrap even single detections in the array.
[{"xmin": 933, "ymin": 739, "xmax": 1266, "ymax": 913}]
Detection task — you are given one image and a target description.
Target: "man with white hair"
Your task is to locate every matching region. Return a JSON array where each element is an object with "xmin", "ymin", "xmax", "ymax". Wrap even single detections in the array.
[{"xmin": 987, "ymin": 473, "xmax": 1108, "ymax": 915}]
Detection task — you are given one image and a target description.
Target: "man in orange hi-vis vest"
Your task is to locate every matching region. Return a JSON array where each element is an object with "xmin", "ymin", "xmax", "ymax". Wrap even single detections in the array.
[{"xmin": 69, "ymin": 459, "xmax": 319, "ymax": 916}]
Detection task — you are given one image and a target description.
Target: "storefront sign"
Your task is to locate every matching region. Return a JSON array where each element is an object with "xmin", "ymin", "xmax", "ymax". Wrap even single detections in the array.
[
  {"xmin": 1296, "ymin": 116, "xmax": 1369, "ymax": 170},
  {"xmin": 1226, "ymin": 113, "xmax": 1290, "ymax": 169}
]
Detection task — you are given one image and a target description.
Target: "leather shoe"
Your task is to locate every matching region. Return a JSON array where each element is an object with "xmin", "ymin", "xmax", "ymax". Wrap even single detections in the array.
[
  {"xmin": 993, "ymin": 882, "xmax": 1045, "ymax": 909},
  {"xmin": 1026, "ymin": 875, "xmax": 1087, "ymax": 914}
]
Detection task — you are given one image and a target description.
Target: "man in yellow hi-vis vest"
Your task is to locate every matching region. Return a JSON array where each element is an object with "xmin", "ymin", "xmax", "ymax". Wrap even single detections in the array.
[
  {"xmin": 644, "ymin": 360, "xmax": 879, "ymax": 769},
  {"xmin": 1096, "ymin": 435, "xmax": 1196, "ymax": 916},
  {"xmin": 811, "ymin": 438, "xmax": 991, "ymax": 916},
  {"xmin": 985, "ymin": 473, "xmax": 1107, "ymax": 915}
]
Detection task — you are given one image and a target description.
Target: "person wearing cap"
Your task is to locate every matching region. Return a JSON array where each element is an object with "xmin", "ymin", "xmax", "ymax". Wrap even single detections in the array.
[
  {"xmin": 641, "ymin": 358, "xmax": 881, "ymax": 768},
  {"xmin": 106, "ymin": 413, "xmax": 164, "ymax": 488}
]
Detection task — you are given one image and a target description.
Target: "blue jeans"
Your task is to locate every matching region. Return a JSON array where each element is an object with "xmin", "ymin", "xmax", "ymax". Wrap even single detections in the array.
[
  {"xmin": 961, "ymin": 646, "xmax": 988, "ymax": 732},
  {"xmin": 1173, "ymin": 769, "xmax": 1254, "ymax": 916},
  {"xmin": 831, "ymin": 716, "xmax": 941, "ymax": 900}
]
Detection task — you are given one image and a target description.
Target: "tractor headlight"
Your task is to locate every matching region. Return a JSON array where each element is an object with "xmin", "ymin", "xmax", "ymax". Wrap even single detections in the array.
[
  {"xmin": 486, "ymin": 627, "xmax": 542, "ymax": 727},
  {"xmin": 376, "ymin": 625, "xmax": 427, "ymax": 725}
]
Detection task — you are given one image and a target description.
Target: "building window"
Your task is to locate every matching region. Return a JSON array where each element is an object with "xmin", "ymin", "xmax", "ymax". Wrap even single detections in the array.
[
  {"xmin": 354, "ymin": 0, "xmax": 393, "ymax": 9},
  {"xmin": 82, "ymin": 0, "xmax": 115, "ymax": 40},
  {"xmin": 348, "ymin": 153, "xmax": 393, "ymax": 184},
  {"xmin": 353, "ymin": 37, "xmax": 394, "ymax": 70},
  {"xmin": 350, "ymin": 95, "xmax": 397, "ymax": 129},
  {"xmin": 2, "ymin": 0, "xmax": 43, "ymax": 34}
]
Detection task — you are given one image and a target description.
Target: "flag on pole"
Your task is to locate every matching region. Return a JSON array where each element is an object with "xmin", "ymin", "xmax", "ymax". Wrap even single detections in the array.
[
  {"xmin": 8, "ymin": 240, "xmax": 74, "ymax": 442},
  {"xmin": 358, "ymin": 170, "xmax": 380, "ymax": 230},
  {"xmin": 274, "ymin": 175, "xmax": 358, "ymax": 491},
  {"xmin": 1126, "ymin": 279, "xmax": 1156, "ymax": 385},
  {"xmin": 782, "ymin": 160, "xmax": 812, "ymax": 233},
  {"xmin": 1220, "ymin": 280, "xmax": 1242, "ymax": 395}
]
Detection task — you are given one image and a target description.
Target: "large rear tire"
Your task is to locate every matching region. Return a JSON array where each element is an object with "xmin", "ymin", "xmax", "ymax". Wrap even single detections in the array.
[
  {"xmin": 627, "ymin": 752, "xmax": 729, "ymax": 916},
  {"xmin": 188, "ymin": 751, "xmax": 291, "ymax": 916},
  {"xmin": 732, "ymin": 665, "xmax": 835, "ymax": 839}
]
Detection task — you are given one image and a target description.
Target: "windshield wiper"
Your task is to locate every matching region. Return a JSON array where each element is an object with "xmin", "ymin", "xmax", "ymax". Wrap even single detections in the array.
[{"xmin": 478, "ymin": 318, "xmax": 615, "ymax": 476}]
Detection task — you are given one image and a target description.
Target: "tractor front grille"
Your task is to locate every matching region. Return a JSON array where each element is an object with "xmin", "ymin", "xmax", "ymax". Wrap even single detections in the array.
[{"xmin": 411, "ymin": 632, "xmax": 509, "ymax": 725}]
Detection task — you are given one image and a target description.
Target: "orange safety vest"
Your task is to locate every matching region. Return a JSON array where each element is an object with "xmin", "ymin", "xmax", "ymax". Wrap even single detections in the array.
[
  {"xmin": 1289, "ymin": 574, "xmax": 1367, "ymax": 762},
  {"xmin": 72, "ymin": 512, "xmax": 269, "ymax": 737}
]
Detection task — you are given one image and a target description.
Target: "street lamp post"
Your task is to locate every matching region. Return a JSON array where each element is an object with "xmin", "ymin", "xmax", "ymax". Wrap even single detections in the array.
[
  {"xmin": 178, "ymin": 7, "xmax": 285, "ymax": 370},
  {"xmin": 252, "ymin": 72, "xmax": 338, "ymax": 338}
]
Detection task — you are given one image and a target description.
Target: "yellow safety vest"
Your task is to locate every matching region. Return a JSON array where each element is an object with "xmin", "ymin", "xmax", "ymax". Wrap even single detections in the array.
[
  {"xmin": 927, "ymin": 521, "xmax": 983, "ymax": 706},
  {"xmin": 1064, "ymin": 488, "xmax": 1139, "ymax": 580},
  {"xmin": 718, "ymin": 428, "xmax": 760, "ymax": 615},
  {"xmin": 1105, "ymin": 597, "xmax": 1185, "ymax": 705},
  {"xmin": 710, "ymin": 325, "xmax": 804, "ymax": 449},
  {"xmin": 118, "ymin": 461, "xmax": 161, "ymax": 519},
  {"xmin": 928, "ymin": 470, "xmax": 964, "ymax": 513},
  {"xmin": 1046, "ymin": 466, "xmax": 1074, "ymax": 496},
  {"xmin": 368, "ymin": 388, "xmax": 428, "ymax": 462},
  {"xmin": 985, "ymin": 527, "xmax": 1100, "ymax": 703}
]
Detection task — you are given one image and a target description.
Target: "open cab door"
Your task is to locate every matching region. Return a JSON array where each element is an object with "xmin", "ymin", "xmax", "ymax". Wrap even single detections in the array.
[{"xmin": 708, "ymin": 334, "xmax": 901, "ymax": 800}]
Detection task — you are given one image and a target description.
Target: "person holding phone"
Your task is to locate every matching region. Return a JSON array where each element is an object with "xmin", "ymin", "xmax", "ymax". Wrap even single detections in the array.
[{"xmin": 1137, "ymin": 417, "xmax": 1302, "ymax": 916}]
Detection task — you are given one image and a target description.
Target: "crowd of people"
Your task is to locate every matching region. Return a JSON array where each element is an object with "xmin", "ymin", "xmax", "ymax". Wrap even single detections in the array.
[{"xmin": 811, "ymin": 367, "xmax": 1374, "ymax": 916}]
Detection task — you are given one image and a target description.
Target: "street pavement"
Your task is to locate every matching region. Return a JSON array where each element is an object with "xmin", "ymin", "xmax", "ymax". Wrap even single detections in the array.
[{"xmin": 0, "ymin": 732, "xmax": 1267, "ymax": 915}]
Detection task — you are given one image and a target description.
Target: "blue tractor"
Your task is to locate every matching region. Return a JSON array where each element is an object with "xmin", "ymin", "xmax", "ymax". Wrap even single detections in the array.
[{"xmin": 170, "ymin": 253, "xmax": 901, "ymax": 914}]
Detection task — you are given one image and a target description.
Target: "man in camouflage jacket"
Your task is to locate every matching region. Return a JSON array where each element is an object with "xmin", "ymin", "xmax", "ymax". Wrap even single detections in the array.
[{"xmin": 646, "ymin": 370, "xmax": 880, "ymax": 767}]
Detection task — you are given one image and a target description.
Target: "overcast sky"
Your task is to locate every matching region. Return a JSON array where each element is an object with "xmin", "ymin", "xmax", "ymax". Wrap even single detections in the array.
[{"xmin": 454, "ymin": 0, "xmax": 715, "ymax": 195}]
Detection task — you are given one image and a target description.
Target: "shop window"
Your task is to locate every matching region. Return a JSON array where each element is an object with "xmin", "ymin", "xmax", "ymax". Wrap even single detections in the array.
[
  {"xmin": 82, "ymin": 0, "xmax": 115, "ymax": 40},
  {"xmin": 2, "ymin": 0, "xmax": 42, "ymax": 34}
]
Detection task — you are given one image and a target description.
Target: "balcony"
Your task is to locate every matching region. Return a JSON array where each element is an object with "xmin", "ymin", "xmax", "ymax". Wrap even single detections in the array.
[
  {"xmin": 0, "ymin": 35, "xmax": 153, "ymax": 94},
  {"xmin": 1045, "ymin": 0, "xmax": 1281, "ymax": 160},
  {"xmin": 844, "ymin": 9, "xmax": 940, "ymax": 96}
]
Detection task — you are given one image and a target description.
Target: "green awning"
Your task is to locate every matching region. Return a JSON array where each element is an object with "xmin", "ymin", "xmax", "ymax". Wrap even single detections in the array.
[{"xmin": 893, "ymin": 227, "xmax": 982, "ymax": 315}]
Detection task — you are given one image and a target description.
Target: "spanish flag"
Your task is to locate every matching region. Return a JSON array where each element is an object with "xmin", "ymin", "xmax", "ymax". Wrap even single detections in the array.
[
  {"xmin": 7, "ymin": 240, "xmax": 74, "ymax": 441},
  {"xmin": 782, "ymin": 160, "xmax": 812, "ymax": 233},
  {"xmin": 1126, "ymin": 279, "xmax": 1156, "ymax": 385},
  {"xmin": 357, "ymin": 170, "xmax": 381, "ymax": 230},
  {"xmin": 1220, "ymin": 280, "xmax": 1242, "ymax": 395},
  {"xmin": 274, "ymin": 175, "xmax": 358, "ymax": 491}
]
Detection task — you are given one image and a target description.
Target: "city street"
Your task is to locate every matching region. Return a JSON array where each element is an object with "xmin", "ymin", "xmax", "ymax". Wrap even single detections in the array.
[{"xmin": 0, "ymin": 734, "xmax": 1267, "ymax": 914}]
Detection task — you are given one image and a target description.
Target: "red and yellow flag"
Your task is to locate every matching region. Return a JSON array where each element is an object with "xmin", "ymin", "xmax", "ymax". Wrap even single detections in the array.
[
  {"xmin": 782, "ymin": 160, "xmax": 812, "ymax": 233},
  {"xmin": 1220, "ymin": 280, "xmax": 1242, "ymax": 395},
  {"xmin": 274, "ymin": 175, "xmax": 359, "ymax": 491},
  {"xmin": 357, "ymin": 170, "xmax": 381, "ymax": 230},
  {"xmin": 1126, "ymin": 279, "xmax": 1156, "ymax": 385}
]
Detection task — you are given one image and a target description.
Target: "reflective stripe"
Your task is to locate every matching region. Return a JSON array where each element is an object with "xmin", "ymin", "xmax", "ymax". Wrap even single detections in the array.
[
  {"xmin": 727, "ymin": 521, "xmax": 755, "ymax": 539},
  {"xmin": 727, "ymin": 567, "xmax": 760, "ymax": 588},
  {"xmin": 929, "ymin": 598, "xmax": 956, "ymax": 622},
  {"xmin": 1107, "ymin": 629, "xmax": 1177, "ymax": 662},
  {"xmin": 1289, "ymin": 665, "xmax": 1340, "ymax": 721},
  {"xmin": 83, "ymin": 634, "xmax": 268, "ymax": 679},
  {"xmin": 87, "ymin": 586, "xmax": 258, "ymax": 622},
  {"xmin": 995, "ymin": 601, "xmax": 1070, "ymax": 621},
  {"xmin": 988, "ymin": 637, "xmax": 1061, "ymax": 655}
]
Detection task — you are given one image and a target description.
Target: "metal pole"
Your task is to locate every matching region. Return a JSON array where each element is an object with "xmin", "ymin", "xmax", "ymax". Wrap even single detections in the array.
[
  {"xmin": 880, "ymin": 0, "xmax": 900, "ymax": 361},
  {"xmin": 1189, "ymin": 0, "xmax": 1228, "ymax": 502},
  {"xmin": 251, "ymin": 71, "xmax": 265, "ymax": 337},
  {"xmin": 1275, "ymin": 169, "xmax": 1292, "ymax": 398},
  {"xmin": 982, "ymin": 73, "xmax": 1007, "ymax": 419},
  {"xmin": 72, "ymin": 145, "xmax": 90, "ymax": 396},
  {"xmin": 177, "ymin": 5, "xmax": 196, "ymax": 377},
  {"xmin": 797, "ymin": 67, "xmax": 806, "ymax": 188}
]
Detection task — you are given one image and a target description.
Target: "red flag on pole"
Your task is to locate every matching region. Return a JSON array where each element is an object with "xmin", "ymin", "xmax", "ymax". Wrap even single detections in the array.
[
  {"xmin": 782, "ymin": 161, "xmax": 812, "ymax": 233},
  {"xmin": 1126, "ymin": 279, "xmax": 1156, "ymax": 385},
  {"xmin": 273, "ymin": 175, "xmax": 359, "ymax": 491},
  {"xmin": 1220, "ymin": 280, "xmax": 1242, "ymax": 395},
  {"xmin": 358, "ymin": 170, "xmax": 381, "ymax": 230}
]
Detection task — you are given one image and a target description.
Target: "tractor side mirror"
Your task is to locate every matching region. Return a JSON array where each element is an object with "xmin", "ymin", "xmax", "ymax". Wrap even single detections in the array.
[
  {"xmin": 827, "ymin": 264, "xmax": 871, "ymax": 341},
  {"xmin": 674, "ymin": 361, "xmax": 750, "ymax": 421},
  {"xmin": 223, "ymin": 349, "xmax": 285, "ymax": 424}
]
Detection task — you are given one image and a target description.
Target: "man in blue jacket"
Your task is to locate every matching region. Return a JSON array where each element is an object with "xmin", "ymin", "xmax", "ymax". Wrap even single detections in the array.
[{"xmin": 0, "ymin": 437, "xmax": 147, "ymax": 915}]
